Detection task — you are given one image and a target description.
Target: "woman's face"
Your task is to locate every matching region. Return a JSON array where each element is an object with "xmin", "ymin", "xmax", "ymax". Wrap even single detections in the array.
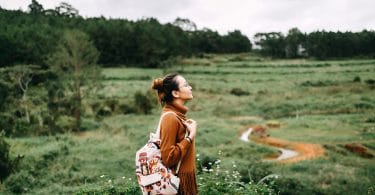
[{"xmin": 175, "ymin": 75, "xmax": 193, "ymax": 100}]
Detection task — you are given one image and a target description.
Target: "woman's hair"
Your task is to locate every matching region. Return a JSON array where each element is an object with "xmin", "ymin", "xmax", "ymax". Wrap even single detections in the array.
[{"xmin": 152, "ymin": 73, "xmax": 179, "ymax": 105}]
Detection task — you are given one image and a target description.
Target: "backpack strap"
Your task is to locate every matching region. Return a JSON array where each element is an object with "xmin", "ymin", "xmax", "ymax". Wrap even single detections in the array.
[{"xmin": 155, "ymin": 111, "xmax": 188, "ymax": 174}]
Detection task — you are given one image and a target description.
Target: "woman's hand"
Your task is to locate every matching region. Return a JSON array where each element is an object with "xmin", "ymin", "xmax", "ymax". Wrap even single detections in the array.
[{"xmin": 184, "ymin": 119, "xmax": 197, "ymax": 140}]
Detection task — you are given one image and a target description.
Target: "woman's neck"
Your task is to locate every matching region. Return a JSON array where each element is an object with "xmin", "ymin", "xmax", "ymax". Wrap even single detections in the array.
[{"xmin": 166, "ymin": 100, "xmax": 188, "ymax": 114}]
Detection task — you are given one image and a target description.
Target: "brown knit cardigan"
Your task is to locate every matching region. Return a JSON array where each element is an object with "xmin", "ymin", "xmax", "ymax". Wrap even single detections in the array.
[{"xmin": 160, "ymin": 103, "xmax": 198, "ymax": 195}]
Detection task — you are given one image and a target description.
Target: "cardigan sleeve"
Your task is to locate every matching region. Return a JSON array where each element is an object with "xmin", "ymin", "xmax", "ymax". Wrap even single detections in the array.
[{"xmin": 160, "ymin": 113, "xmax": 191, "ymax": 168}]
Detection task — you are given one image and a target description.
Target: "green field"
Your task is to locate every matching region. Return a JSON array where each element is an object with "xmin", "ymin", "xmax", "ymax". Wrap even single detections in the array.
[{"xmin": 3, "ymin": 54, "xmax": 375, "ymax": 194}]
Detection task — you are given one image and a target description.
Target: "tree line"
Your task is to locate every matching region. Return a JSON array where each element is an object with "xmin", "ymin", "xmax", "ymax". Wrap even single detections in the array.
[
  {"xmin": 0, "ymin": 0, "xmax": 251, "ymax": 68},
  {"xmin": 1, "ymin": 1, "xmax": 374, "ymax": 68},
  {"xmin": 255, "ymin": 28, "xmax": 375, "ymax": 59}
]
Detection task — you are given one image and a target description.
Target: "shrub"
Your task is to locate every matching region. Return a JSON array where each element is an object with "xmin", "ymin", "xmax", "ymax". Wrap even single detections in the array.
[
  {"xmin": 119, "ymin": 103, "xmax": 137, "ymax": 114},
  {"xmin": 365, "ymin": 116, "xmax": 375, "ymax": 123},
  {"xmin": 13, "ymin": 119, "xmax": 32, "ymax": 137},
  {"xmin": 365, "ymin": 79, "xmax": 375, "ymax": 85},
  {"xmin": 81, "ymin": 118, "xmax": 101, "ymax": 131},
  {"xmin": 0, "ymin": 113, "xmax": 15, "ymax": 136},
  {"xmin": 0, "ymin": 134, "xmax": 13, "ymax": 181},
  {"xmin": 353, "ymin": 76, "xmax": 361, "ymax": 82},
  {"xmin": 55, "ymin": 115, "xmax": 76, "ymax": 132},
  {"xmin": 133, "ymin": 90, "xmax": 155, "ymax": 114},
  {"xmin": 197, "ymin": 156, "xmax": 275, "ymax": 194},
  {"xmin": 230, "ymin": 88, "xmax": 250, "ymax": 96},
  {"xmin": 3, "ymin": 170, "xmax": 34, "ymax": 193},
  {"xmin": 267, "ymin": 176, "xmax": 322, "ymax": 195},
  {"xmin": 105, "ymin": 99, "xmax": 120, "ymax": 113},
  {"xmin": 96, "ymin": 106, "xmax": 112, "ymax": 117}
]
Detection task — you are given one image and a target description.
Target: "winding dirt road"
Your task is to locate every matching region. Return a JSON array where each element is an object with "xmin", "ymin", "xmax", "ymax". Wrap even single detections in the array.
[
  {"xmin": 240, "ymin": 127, "xmax": 325, "ymax": 163},
  {"xmin": 252, "ymin": 136, "xmax": 325, "ymax": 163}
]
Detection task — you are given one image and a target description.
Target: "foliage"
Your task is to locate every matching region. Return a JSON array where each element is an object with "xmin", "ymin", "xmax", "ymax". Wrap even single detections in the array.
[
  {"xmin": 285, "ymin": 28, "xmax": 306, "ymax": 58},
  {"xmin": 0, "ymin": 134, "xmax": 13, "ymax": 181},
  {"xmin": 47, "ymin": 29, "xmax": 101, "ymax": 131},
  {"xmin": 0, "ymin": 3, "xmax": 252, "ymax": 68},
  {"xmin": 133, "ymin": 90, "xmax": 156, "ymax": 114},
  {"xmin": 254, "ymin": 28, "xmax": 375, "ymax": 59},
  {"xmin": 265, "ymin": 176, "xmax": 322, "ymax": 195},
  {"xmin": 230, "ymin": 88, "xmax": 250, "ymax": 96},
  {"xmin": 0, "ymin": 65, "xmax": 47, "ymax": 136},
  {"xmin": 197, "ymin": 153, "xmax": 275, "ymax": 194},
  {"xmin": 254, "ymin": 32, "xmax": 286, "ymax": 58}
]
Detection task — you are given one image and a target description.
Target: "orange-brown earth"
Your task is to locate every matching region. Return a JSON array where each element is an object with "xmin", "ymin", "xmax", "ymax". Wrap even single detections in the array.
[
  {"xmin": 251, "ymin": 136, "xmax": 325, "ymax": 163},
  {"xmin": 242, "ymin": 123, "xmax": 325, "ymax": 163}
]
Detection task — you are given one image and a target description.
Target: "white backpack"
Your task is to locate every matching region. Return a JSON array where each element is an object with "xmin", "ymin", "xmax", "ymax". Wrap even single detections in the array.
[{"xmin": 135, "ymin": 112, "xmax": 185, "ymax": 195}]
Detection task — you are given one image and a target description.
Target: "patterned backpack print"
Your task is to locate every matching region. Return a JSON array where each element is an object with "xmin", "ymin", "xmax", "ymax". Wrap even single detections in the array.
[{"xmin": 135, "ymin": 112, "xmax": 184, "ymax": 195}]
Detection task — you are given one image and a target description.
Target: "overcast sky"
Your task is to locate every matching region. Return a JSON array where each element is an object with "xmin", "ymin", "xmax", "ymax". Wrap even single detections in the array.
[{"xmin": 1, "ymin": 0, "xmax": 374, "ymax": 39}]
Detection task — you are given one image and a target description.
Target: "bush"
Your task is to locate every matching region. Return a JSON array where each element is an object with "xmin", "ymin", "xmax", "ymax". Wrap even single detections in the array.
[
  {"xmin": 0, "ymin": 134, "xmax": 13, "ymax": 181},
  {"xmin": 81, "ymin": 118, "xmax": 101, "ymax": 131},
  {"xmin": 0, "ymin": 81, "xmax": 10, "ymax": 111},
  {"xmin": 268, "ymin": 176, "xmax": 322, "ymax": 195},
  {"xmin": 13, "ymin": 119, "xmax": 32, "ymax": 137},
  {"xmin": 365, "ymin": 79, "xmax": 375, "ymax": 85},
  {"xmin": 55, "ymin": 115, "xmax": 76, "ymax": 132},
  {"xmin": 197, "ymin": 157, "xmax": 275, "ymax": 194},
  {"xmin": 134, "ymin": 90, "xmax": 156, "ymax": 114},
  {"xmin": 353, "ymin": 76, "xmax": 361, "ymax": 82},
  {"xmin": 0, "ymin": 113, "xmax": 15, "ymax": 136},
  {"xmin": 119, "ymin": 103, "xmax": 137, "ymax": 114},
  {"xmin": 3, "ymin": 170, "xmax": 34, "ymax": 193},
  {"xmin": 365, "ymin": 116, "xmax": 375, "ymax": 123},
  {"xmin": 230, "ymin": 88, "xmax": 250, "ymax": 96}
]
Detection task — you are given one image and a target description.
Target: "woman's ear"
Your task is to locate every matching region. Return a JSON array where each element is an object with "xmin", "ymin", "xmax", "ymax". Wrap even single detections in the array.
[{"xmin": 172, "ymin": 90, "xmax": 180, "ymax": 98}]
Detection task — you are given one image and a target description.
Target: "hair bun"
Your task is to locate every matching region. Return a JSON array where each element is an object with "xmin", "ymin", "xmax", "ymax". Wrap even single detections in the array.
[{"xmin": 152, "ymin": 78, "xmax": 163, "ymax": 90}]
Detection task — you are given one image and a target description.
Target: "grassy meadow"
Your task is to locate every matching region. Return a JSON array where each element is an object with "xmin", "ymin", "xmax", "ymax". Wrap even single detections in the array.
[{"xmin": 3, "ymin": 53, "xmax": 375, "ymax": 194}]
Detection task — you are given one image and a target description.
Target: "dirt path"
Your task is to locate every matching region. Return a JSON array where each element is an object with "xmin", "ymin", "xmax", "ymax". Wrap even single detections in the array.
[
  {"xmin": 251, "ymin": 136, "xmax": 325, "ymax": 163},
  {"xmin": 240, "ymin": 127, "xmax": 325, "ymax": 163}
]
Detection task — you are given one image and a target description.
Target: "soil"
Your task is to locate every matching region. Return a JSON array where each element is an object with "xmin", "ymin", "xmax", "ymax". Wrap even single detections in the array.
[
  {"xmin": 240, "ymin": 123, "xmax": 325, "ymax": 163},
  {"xmin": 252, "ymin": 136, "xmax": 325, "ymax": 163}
]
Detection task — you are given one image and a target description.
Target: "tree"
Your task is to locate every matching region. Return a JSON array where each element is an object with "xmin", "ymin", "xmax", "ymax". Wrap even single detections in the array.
[
  {"xmin": 285, "ymin": 28, "xmax": 305, "ymax": 58},
  {"xmin": 6, "ymin": 65, "xmax": 39, "ymax": 124},
  {"xmin": 55, "ymin": 2, "xmax": 79, "ymax": 17},
  {"xmin": 28, "ymin": 0, "xmax": 44, "ymax": 14},
  {"xmin": 254, "ymin": 32, "xmax": 286, "ymax": 58},
  {"xmin": 47, "ymin": 29, "xmax": 100, "ymax": 131},
  {"xmin": 222, "ymin": 30, "xmax": 252, "ymax": 53},
  {"xmin": 172, "ymin": 17, "xmax": 197, "ymax": 31}
]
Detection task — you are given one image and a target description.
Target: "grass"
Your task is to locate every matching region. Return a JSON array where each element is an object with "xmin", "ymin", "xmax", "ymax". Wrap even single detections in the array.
[{"xmin": 3, "ymin": 53, "xmax": 375, "ymax": 194}]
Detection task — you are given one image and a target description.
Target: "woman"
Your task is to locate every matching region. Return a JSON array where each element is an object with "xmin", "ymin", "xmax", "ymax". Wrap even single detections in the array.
[{"xmin": 151, "ymin": 73, "xmax": 198, "ymax": 195}]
